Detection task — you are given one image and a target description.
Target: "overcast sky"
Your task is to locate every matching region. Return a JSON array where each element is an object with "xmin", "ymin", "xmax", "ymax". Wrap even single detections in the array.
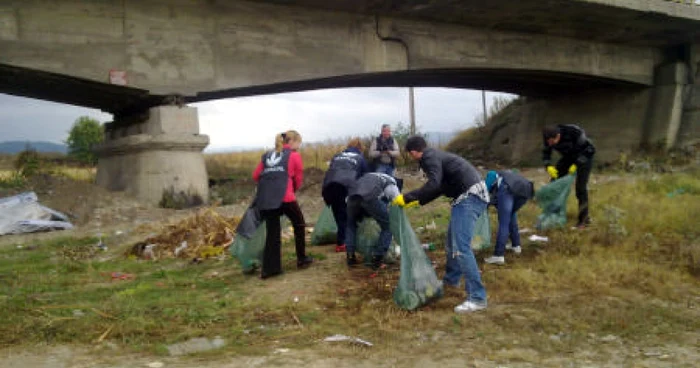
[{"xmin": 0, "ymin": 88, "xmax": 510, "ymax": 152}]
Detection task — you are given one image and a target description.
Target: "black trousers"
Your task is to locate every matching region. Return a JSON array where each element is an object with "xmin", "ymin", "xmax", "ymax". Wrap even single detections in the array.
[
  {"xmin": 260, "ymin": 201, "xmax": 307, "ymax": 275},
  {"xmin": 322, "ymin": 183, "xmax": 348, "ymax": 246},
  {"xmin": 555, "ymin": 156, "xmax": 593, "ymax": 224}
]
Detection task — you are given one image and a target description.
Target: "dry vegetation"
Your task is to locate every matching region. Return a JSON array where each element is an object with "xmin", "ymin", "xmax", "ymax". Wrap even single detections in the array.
[
  {"xmin": 0, "ymin": 148, "xmax": 699, "ymax": 366},
  {"xmin": 0, "ymin": 164, "xmax": 698, "ymax": 366}
]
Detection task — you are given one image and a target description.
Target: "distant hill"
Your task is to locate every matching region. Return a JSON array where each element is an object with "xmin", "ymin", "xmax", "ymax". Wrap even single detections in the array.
[{"xmin": 0, "ymin": 141, "xmax": 67, "ymax": 154}]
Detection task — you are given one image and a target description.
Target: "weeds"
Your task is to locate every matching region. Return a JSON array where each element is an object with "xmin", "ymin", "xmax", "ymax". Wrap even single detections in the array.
[{"xmin": 0, "ymin": 171, "xmax": 699, "ymax": 365}]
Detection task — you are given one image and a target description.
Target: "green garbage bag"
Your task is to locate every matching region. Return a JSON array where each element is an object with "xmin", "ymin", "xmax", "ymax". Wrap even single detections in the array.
[
  {"xmin": 389, "ymin": 206, "xmax": 443, "ymax": 311},
  {"xmin": 356, "ymin": 218, "xmax": 380, "ymax": 266},
  {"xmin": 310, "ymin": 206, "xmax": 337, "ymax": 245},
  {"xmin": 231, "ymin": 205, "xmax": 266, "ymax": 274},
  {"xmin": 471, "ymin": 208, "xmax": 491, "ymax": 251},
  {"xmin": 535, "ymin": 174, "xmax": 576, "ymax": 230}
]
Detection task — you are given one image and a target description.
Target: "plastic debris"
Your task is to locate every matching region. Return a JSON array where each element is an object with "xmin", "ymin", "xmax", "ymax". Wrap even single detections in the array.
[
  {"xmin": 323, "ymin": 334, "xmax": 373, "ymax": 347},
  {"xmin": 528, "ymin": 235, "xmax": 549, "ymax": 242}
]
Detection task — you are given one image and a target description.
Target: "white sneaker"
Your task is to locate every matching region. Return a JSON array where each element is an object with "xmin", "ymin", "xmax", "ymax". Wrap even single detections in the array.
[
  {"xmin": 454, "ymin": 300, "xmax": 487, "ymax": 313},
  {"xmin": 484, "ymin": 256, "xmax": 505, "ymax": 265},
  {"xmin": 506, "ymin": 244, "xmax": 522, "ymax": 255}
]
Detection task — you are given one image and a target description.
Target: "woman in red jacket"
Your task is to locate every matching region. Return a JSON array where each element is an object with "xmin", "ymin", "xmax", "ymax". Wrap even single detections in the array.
[{"xmin": 253, "ymin": 130, "xmax": 313, "ymax": 279}]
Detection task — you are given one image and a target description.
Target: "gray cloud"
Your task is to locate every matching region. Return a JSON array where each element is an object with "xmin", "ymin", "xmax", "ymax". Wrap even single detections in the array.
[
  {"xmin": 0, "ymin": 94, "xmax": 112, "ymax": 144},
  {"xmin": 1, "ymin": 88, "xmax": 513, "ymax": 150}
]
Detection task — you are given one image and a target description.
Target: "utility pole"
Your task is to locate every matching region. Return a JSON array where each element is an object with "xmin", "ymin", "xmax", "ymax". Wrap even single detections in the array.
[
  {"xmin": 409, "ymin": 87, "xmax": 416, "ymax": 135},
  {"xmin": 481, "ymin": 90, "xmax": 488, "ymax": 126}
]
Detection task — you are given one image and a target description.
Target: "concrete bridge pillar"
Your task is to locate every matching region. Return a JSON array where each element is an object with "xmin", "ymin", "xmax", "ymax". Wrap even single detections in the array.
[
  {"xmin": 643, "ymin": 62, "xmax": 690, "ymax": 149},
  {"xmin": 95, "ymin": 106, "xmax": 210, "ymax": 206}
]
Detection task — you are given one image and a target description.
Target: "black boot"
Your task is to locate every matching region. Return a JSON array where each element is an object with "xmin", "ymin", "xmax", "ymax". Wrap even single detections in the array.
[
  {"xmin": 347, "ymin": 252, "xmax": 358, "ymax": 267},
  {"xmin": 371, "ymin": 255, "xmax": 384, "ymax": 271},
  {"xmin": 297, "ymin": 256, "xmax": 314, "ymax": 269}
]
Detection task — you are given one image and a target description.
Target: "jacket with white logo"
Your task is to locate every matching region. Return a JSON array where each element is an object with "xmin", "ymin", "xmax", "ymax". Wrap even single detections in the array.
[
  {"xmin": 322, "ymin": 147, "xmax": 369, "ymax": 193},
  {"xmin": 253, "ymin": 145, "xmax": 304, "ymax": 209}
]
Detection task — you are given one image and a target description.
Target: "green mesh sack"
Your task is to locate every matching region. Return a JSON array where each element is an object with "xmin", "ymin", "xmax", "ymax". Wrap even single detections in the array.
[
  {"xmin": 356, "ymin": 218, "xmax": 380, "ymax": 266},
  {"xmin": 389, "ymin": 206, "xmax": 443, "ymax": 311},
  {"xmin": 310, "ymin": 206, "xmax": 337, "ymax": 245},
  {"xmin": 535, "ymin": 174, "xmax": 576, "ymax": 230},
  {"xmin": 471, "ymin": 208, "xmax": 491, "ymax": 251},
  {"xmin": 231, "ymin": 205, "xmax": 266, "ymax": 274},
  {"xmin": 232, "ymin": 221, "xmax": 266, "ymax": 274}
]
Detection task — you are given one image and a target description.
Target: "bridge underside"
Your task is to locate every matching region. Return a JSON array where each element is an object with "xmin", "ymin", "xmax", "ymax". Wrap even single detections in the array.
[{"xmin": 0, "ymin": 62, "xmax": 644, "ymax": 117}]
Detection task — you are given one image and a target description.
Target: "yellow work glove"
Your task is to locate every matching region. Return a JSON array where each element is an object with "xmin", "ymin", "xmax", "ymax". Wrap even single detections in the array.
[
  {"xmin": 546, "ymin": 166, "xmax": 559, "ymax": 180},
  {"xmin": 568, "ymin": 164, "xmax": 577, "ymax": 174},
  {"xmin": 392, "ymin": 194, "xmax": 419, "ymax": 208}
]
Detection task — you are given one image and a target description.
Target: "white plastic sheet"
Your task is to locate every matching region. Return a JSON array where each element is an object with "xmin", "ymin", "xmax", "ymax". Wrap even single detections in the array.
[{"xmin": 0, "ymin": 192, "xmax": 73, "ymax": 235}]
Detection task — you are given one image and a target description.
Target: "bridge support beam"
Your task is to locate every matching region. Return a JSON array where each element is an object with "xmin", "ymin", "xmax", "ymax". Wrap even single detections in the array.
[
  {"xmin": 95, "ymin": 106, "xmax": 210, "ymax": 206},
  {"xmin": 643, "ymin": 62, "xmax": 690, "ymax": 149}
]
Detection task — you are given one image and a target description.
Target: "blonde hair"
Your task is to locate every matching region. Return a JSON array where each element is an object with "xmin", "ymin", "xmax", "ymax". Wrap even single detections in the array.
[
  {"xmin": 274, "ymin": 130, "xmax": 302, "ymax": 152},
  {"xmin": 347, "ymin": 137, "xmax": 363, "ymax": 151}
]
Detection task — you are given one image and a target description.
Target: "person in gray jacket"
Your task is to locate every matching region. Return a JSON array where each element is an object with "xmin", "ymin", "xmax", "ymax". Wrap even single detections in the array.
[
  {"xmin": 345, "ymin": 172, "xmax": 400, "ymax": 269},
  {"xmin": 483, "ymin": 170, "xmax": 534, "ymax": 265}
]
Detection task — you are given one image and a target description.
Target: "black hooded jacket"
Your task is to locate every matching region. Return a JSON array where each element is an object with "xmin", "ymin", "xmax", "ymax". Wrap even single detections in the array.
[{"xmin": 542, "ymin": 124, "xmax": 596, "ymax": 166}]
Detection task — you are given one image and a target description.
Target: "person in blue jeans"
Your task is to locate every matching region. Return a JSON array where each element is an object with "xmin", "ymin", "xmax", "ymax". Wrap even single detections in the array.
[
  {"xmin": 393, "ymin": 136, "xmax": 490, "ymax": 313},
  {"xmin": 483, "ymin": 170, "xmax": 534, "ymax": 265},
  {"xmin": 345, "ymin": 173, "xmax": 400, "ymax": 269}
]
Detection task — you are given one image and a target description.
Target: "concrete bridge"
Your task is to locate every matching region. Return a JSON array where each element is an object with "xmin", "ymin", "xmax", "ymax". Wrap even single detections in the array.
[{"xmin": 1, "ymin": 0, "xmax": 699, "ymax": 203}]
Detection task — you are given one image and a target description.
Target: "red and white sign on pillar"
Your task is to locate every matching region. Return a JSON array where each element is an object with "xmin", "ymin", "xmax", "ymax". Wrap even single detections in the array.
[{"xmin": 108, "ymin": 70, "xmax": 128, "ymax": 86}]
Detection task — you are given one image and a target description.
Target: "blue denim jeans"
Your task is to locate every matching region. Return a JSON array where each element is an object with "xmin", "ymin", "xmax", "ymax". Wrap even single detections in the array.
[
  {"xmin": 494, "ymin": 183, "xmax": 528, "ymax": 256},
  {"xmin": 444, "ymin": 194, "xmax": 488, "ymax": 303},
  {"xmin": 375, "ymin": 163, "xmax": 395, "ymax": 177},
  {"xmin": 345, "ymin": 197, "xmax": 392, "ymax": 256}
]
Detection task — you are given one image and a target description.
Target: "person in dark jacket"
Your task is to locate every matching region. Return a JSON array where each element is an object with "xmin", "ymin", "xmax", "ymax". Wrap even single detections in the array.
[
  {"xmin": 483, "ymin": 170, "xmax": 534, "ymax": 265},
  {"xmin": 345, "ymin": 172, "xmax": 400, "ymax": 269},
  {"xmin": 542, "ymin": 124, "xmax": 596, "ymax": 228},
  {"xmin": 369, "ymin": 124, "xmax": 400, "ymax": 176},
  {"xmin": 252, "ymin": 130, "xmax": 313, "ymax": 279},
  {"xmin": 322, "ymin": 138, "xmax": 370, "ymax": 253},
  {"xmin": 392, "ymin": 136, "xmax": 489, "ymax": 314}
]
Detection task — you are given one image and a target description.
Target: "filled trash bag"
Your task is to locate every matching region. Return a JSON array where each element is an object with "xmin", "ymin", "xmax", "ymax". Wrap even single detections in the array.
[
  {"xmin": 535, "ymin": 174, "xmax": 576, "ymax": 230},
  {"xmin": 310, "ymin": 206, "xmax": 337, "ymax": 245},
  {"xmin": 231, "ymin": 205, "xmax": 266, "ymax": 274},
  {"xmin": 389, "ymin": 206, "xmax": 443, "ymax": 311},
  {"xmin": 356, "ymin": 217, "xmax": 380, "ymax": 266},
  {"xmin": 471, "ymin": 208, "xmax": 491, "ymax": 251}
]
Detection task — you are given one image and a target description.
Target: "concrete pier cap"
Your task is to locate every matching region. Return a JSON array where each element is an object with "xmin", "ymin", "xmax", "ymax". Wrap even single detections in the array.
[{"xmin": 95, "ymin": 105, "xmax": 210, "ymax": 206}]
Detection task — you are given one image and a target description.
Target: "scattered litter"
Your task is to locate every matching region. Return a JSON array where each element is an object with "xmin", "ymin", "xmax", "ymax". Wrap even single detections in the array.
[
  {"xmin": 166, "ymin": 336, "xmax": 226, "ymax": 356},
  {"xmin": 96, "ymin": 236, "xmax": 108, "ymax": 251},
  {"xmin": 519, "ymin": 228, "xmax": 533, "ymax": 234},
  {"xmin": 143, "ymin": 244, "xmax": 156, "ymax": 260},
  {"xmin": 600, "ymin": 335, "xmax": 619, "ymax": 343},
  {"xmin": 0, "ymin": 192, "xmax": 74, "ymax": 235},
  {"xmin": 146, "ymin": 362, "xmax": 164, "ymax": 368},
  {"xmin": 293, "ymin": 297, "xmax": 299, "ymax": 303},
  {"xmin": 16, "ymin": 245, "xmax": 23, "ymax": 249},
  {"xmin": 109, "ymin": 272, "xmax": 135, "ymax": 281},
  {"xmin": 323, "ymin": 334, "xmax": 373, "ymax": 347},
  {"xmin": 274, "ymin": 348, "xmax": 290, "ymax": 354},
  {"xmin": 128, "ymin": 209, "xmax": 239, "ymax": 260},
  {"xmin": 421, "ymin": 243, "xmax": 435, "ymax": 251},
  {"xmin": 425, "ymin": 221, "xmax": 437, "ymax": 230},
  {"xmin": 174, "ymin": 241, "xmax": 188, "ymax": 257},
  {"xmin": 72, "ymin": 309, "xmax": 85, "ymax": 317},
  {"xmin": 528, "ymin": 235, "xmax": 549, "ymax": 242},
  {"xmin": 667, "ymin": 188, "xmax": 686, "ymax": 198}
]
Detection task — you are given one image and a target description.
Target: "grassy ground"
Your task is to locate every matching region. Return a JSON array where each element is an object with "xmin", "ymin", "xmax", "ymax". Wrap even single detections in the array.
[{"xmin": 0, "ymin": 169, "xmax": 699, "ymax": 366}]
